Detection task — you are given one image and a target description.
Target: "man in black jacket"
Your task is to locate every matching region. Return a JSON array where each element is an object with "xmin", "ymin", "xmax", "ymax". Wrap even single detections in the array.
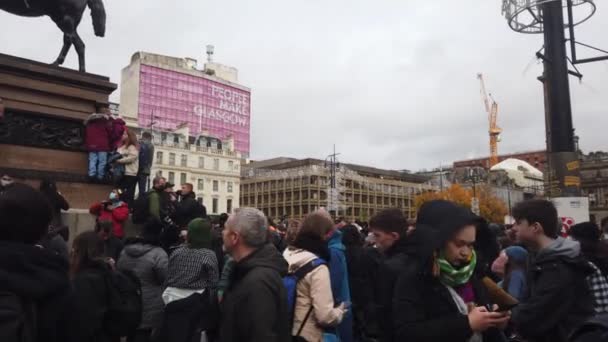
[
  {"xmin": 0, "ymin": 184, "xmax": 73, "ymax": 342},
  {"xmin": 220, "ymin": 207, "xmax": 289, "ymax": 342},
  {"xmin": 511, "ymin": 199, "xmax": 594, "ymax": 342},
  {"xmin": 175, "ymin": 183, "xmax": 206, "ymax": 228},
  {"xmin": 369, "ymin": 208, "xmax": 411, "ymax": 342}
]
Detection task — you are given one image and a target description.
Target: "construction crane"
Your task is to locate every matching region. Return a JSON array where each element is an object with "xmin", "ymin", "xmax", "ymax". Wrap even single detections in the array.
[{"xmin": 477, "ymin": 73, "xmax": 502, "ymax": 168}]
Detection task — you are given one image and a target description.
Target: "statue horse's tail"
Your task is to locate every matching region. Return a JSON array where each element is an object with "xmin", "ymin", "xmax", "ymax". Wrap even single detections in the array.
[{"xmin": 87, "ymin": 0, "xmax": 106, "ymax": 37}]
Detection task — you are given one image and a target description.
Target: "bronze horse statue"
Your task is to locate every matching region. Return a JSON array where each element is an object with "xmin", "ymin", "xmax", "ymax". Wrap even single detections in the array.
[{"xmin": 0, "ymin": 0, "xmax": 106, "ymax": 72}]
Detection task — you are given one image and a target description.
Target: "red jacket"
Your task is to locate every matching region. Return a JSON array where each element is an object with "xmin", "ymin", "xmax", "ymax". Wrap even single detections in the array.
[
  {"xmin": 84, "ymin": 113, "xmax": 112, "ymax": 152},
  {"xmin": 89, "ymin": 201, "xmax": 129, "ymax": 238}
]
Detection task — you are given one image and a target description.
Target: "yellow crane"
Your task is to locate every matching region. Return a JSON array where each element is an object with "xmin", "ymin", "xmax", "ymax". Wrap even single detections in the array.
[{"xmin": 477, "ymin": 73, "xmax": 502, "ymax": 168}]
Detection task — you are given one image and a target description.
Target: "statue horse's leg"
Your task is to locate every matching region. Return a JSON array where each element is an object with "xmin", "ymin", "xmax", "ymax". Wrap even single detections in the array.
[
  {"xmin": 51, "ymin": 16, "xmax": 85, "ymax": 72},
  {"xmin": 52, "ymin": 34, "xmax": 72, "ymax": 67},
  {"xmin": 72, "ymin": 32, "xmax": 85, "ymax": 72}
]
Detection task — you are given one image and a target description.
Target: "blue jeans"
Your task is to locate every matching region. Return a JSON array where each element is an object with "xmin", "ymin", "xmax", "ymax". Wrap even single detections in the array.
[{"xmin": 88, "ymin": 151, "xmax": 108, "ymax": 179}]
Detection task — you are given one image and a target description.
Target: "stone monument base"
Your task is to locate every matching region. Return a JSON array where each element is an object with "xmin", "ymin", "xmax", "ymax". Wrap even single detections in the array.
[{"xmin": 0, "ymin": 53, "xmax": 117, "ymax": 208}]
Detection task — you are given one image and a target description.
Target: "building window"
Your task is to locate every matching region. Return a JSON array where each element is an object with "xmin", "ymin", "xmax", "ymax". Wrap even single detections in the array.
[
  {"xmin": 157, "ymin": 170, "xmax": 163, "ymax": 177},
  {"xmin": 197, "ymin": 179, "xmax": 204, "ymax": 191},
  {"xmin": 213, "ymin": 180, "xmax": 219, "ymax": 192},
  {"xmin": 156, "ymin": 151, "xmax": 163, "ymax": 164},
  {"xmin": 228, "ymin": 161, "xmax": 234, "ymax": 170},
  {"xmin": 181, "ymin": 154, "xmax": 188, "ymax": 167},
  {"xmin": 213, "ymin": 158, "xmax": 220, "ymax": 170},
  {"xmin": 198, "ymin": 157, "xmax": 205, "ymax": 169},
  {"xmin": 212, "ymin": 198, "xmax": 219, "ymax": 214},
  {"xmin": 227, "ymin": 199, "xmax": 233, "ymax": 213},
  {"xmin": 168, "ymin": 171, "xmax": 175, "ymax": 184},
  {"xmin": 180, "ymin": 173, "xmax": 187, "ymax": 185},
  {"xmin": 227, "ymin": 181, "xmax": 233, "ymax": 193},
  {"xmin": 169, "ymin": 153, "xmax": 176, "ymax": 166}
]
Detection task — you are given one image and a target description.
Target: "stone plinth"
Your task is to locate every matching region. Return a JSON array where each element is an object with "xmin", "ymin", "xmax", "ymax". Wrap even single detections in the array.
[{"xmin": 0, "ymin": 53, "xmax": 117, "ymax": 208}]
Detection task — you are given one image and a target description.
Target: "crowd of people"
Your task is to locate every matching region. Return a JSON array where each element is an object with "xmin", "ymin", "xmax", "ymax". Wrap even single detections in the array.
[
  {"xmin": 84, "ymin": 109, "xmax": 155, "ymax": 208},
  {"xmin": 2, "ymin": 176, "xmax": 608, "ymax": 342}
]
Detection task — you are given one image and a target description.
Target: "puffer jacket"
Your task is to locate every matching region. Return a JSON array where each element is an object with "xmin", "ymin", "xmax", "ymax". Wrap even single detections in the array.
[
  {"xmin": 283, "ymin": 248, "xmax": 345, "ymax": 342},
  {"xmin": 116, "ymin": 144, "xmax": 139, "ymax": 176},
  {"xmin": 84, "ymin": 113, "xmax": 111, "ymax": 152},
  {"xmin": 117, "ymin": 242, "xmax": 168, "ymax": 330}
]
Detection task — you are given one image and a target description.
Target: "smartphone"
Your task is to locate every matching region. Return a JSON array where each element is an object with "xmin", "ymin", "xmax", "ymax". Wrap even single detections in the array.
[{"xmin": 496, "ymin": 303, "xmax": 518, "ymax": 312}]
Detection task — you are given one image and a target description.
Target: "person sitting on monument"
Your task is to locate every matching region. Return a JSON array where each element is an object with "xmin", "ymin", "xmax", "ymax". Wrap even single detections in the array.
[{"xmin": 84, "ymin": 110, "xmax": 112, "ymax": 183}]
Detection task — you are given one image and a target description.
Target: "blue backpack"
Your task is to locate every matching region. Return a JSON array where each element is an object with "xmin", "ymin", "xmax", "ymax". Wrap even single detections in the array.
[{"xmin": 283, "ymin": 258, "xmax": 327, "ymax": 337}]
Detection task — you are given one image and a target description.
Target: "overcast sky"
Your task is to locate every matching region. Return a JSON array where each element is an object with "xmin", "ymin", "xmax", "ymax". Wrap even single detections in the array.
[{"xmin": 1, "ymin": 0, "xmax": 606, "ymax": 171}]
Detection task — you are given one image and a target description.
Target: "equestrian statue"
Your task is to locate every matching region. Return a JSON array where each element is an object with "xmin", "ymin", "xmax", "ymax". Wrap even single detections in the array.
[{"xmin": 0, "ymin": 0, "xmax": 106, "ymax": 72}]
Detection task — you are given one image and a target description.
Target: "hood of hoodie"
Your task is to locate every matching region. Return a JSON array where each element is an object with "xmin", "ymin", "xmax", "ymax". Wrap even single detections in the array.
[
  {"xmin": 416, "ymin": 200, "xmax": 480, "ymax": 253},
  {"xmin": 283, "ymin": 248, "xmax": 319, "ymax": 274},
  {"xmin": 328, "ymin": 229, "xmax": 345, "ymax": 251},
  {"xmin": 84, "ymin": 113, "xmax": 108, "ymax": 125},
  {"xmin": 235, "ymin": 244, "xmax": 288, "ymax": 278},
  {"xmin": 0, "ymin": 241, "xmax": 70, "ymax": 300},
  {"xmin": 123, "ymin": 243, "xmax": 157, "ymax": 258},
  {"xmin": 536, "ymin": 237, "xmax": 581, "ymax": 263}
]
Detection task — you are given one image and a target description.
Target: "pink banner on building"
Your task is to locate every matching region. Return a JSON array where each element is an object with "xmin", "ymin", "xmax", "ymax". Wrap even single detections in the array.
[{"xmin": 137, "ymin": 65, "xmax": 251, "ymax": 155}]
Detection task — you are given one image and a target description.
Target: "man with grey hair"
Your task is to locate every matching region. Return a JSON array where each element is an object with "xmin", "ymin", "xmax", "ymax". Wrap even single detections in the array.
[{"xmin": 220, "ymin": 207, "xmax": 290, "ymax": 342}]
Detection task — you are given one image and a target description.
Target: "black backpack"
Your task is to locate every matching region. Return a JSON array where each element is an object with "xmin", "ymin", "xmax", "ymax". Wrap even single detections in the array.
[
  {"xmin": 0, "ymin": 291, "xmax": 36, "ymax": 342},
  {"xmin": 103, "ymin": 270, "xmax": 143, "ymax": 337},
  {"xmin": 132, "ymin": 192, "xmax": 150, "ymax": 224}
]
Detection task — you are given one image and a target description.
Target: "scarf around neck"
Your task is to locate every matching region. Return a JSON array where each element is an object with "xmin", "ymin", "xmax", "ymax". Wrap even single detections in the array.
[{"xmin": 438, "ymin": 249, "xmax": 477, "ymax": 287}]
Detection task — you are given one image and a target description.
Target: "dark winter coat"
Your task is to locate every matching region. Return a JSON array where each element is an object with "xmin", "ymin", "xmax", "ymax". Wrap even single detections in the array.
[
  {"xmin": 41, "ymin": 190, "xmax": 69, "ymax": 228},
  {"xmin": 85, "ymin": 113, "xmax": 112, "ymax": 152},
  {"xmin": 376, "ymin": 236, "xmax": 416, "ymax": 342},
  {"xmin": 393, "ymin": 263, "xmax": 506, "ymax": 342},
  {"xmin": 157, "ymin": 290, "xmax": 220, "ymax": 342},
  {"xmin": 71, "ymin": 261, "xmax": 113, "ymax": 342},
  {"xmin": 512, "ymin": 237, "xmax": 595, "ymax": 342},
  {"xmin": 137, "ymin": 140, "xmax": 155, "ymax": 176},
  {"xmin": 117, "ymin": 242, "xmax": 168, "ymax": 330},
  {"xmin": 219, "ymin": 244, "xmax": 290, "ymax": 342},
  {"xmin": 0, "ymin": 241, "xmax": 73, "ymax": 342},
  {"xmin": 174, "ymin": 192, "xmax": 206, "ymax": 228},
  {"xmin": 392, "ymin": 200, "xmax": 506, "ymax": 342},
  {"xmin": 569, "ymin": 314, "xmax": 608, "ymax": 342},
  {"xmin": 344, "ymin": 237, "xmax": 381, "ymax": 340}
]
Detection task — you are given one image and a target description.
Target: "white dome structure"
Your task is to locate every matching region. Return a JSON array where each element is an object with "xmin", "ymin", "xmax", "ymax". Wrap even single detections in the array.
[{"xmin": 490, "ymin": 158, "xmax": 544, "ymax": 190}]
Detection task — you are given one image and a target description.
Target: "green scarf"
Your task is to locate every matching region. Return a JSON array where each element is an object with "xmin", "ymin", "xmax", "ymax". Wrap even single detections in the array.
[{"xmin": 437, "ymin": 250, "xmax": 477, "ymax": 287}]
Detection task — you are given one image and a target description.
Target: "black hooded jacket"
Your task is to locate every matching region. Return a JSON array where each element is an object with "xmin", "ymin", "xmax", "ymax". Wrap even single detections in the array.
[
  {"xmin": 392, "ymin": 200, "xmax": 506, "ymax": 342},
  {"xmin": 511, "ymin": 237, "xmax": 594, "ymax": 342},
  {"xmin": 71, "ymin": 261, "xmax": 113, "ymax": 342},
  {"xmin": 0, "ymin": 241, "xmax": 73, "ymax": 342},
  {"xmin": 174, "ymin": 192, "xmax": 206, "ymax": 228},
  {"xmin": 220, "ymin": 244, "xmax": 290, "ymax": 342},
  {"xmin": 375, "ymin": 235, "xmax": 418, "ymax": 342}
]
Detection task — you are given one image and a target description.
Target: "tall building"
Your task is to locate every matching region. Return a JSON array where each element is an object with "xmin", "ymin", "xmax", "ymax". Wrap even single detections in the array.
[
  {"xmin": 453, "ymin": 150, "xmax": 547, "ymax": 172},
  {"xmin": 120, "ymin": 52, "xmax": 251, "ymax": 157},
  {"xmin": 240, "ymin": 158, "xmax": 432, "ymax": 221},
  {"xmin": 580, "ymin": 151, "xmax": 608, "ymax": 223},
  {"xmin": 131, "ymin": 125, "xmax": 241, "ymax": 215}
]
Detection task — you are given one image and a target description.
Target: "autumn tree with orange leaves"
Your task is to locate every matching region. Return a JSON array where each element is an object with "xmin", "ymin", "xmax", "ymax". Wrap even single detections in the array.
[{"xmin": 414, "ymin": 184, "xmax": 508, "ymax": 223}]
